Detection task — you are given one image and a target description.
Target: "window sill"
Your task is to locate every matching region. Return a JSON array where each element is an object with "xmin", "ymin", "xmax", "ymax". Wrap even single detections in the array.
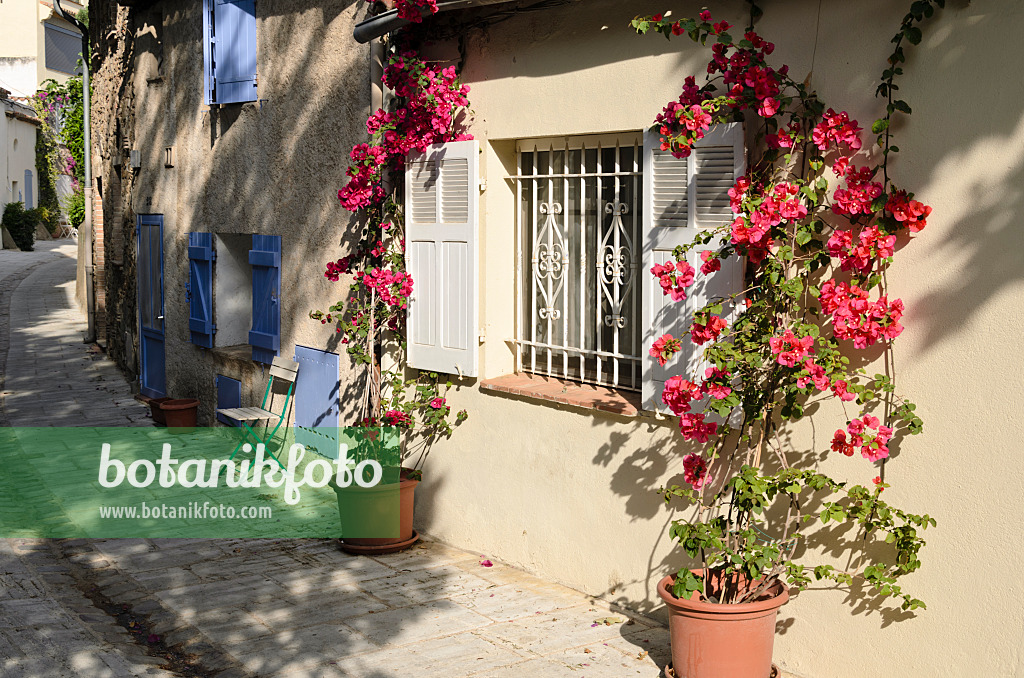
[{"xmin": 480, "ymin": 373, "xmax": 641, "ymax": 417}]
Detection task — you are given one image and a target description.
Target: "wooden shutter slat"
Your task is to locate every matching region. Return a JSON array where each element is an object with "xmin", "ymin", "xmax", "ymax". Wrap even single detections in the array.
[
  {"xmin": 187, "ymin": 233, "xmax": 216, "ymax": 348},
  {"xmin": 642, "ymin": 123, "xmax": 745, "ymax": 411},
  {"xmin": 212, "ymin": 0, "xmax": 257, "ymax": 104},
  {"xmin": 405, "ymin": 140, "xmax": 479, "ymax": 377},
  {"xmin": 249, "ymin": 235, "xmax": 281, "ymax": 364}
]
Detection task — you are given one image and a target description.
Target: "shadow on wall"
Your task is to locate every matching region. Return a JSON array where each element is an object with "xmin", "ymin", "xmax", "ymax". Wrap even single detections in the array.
[
  {"xmin": 569, "ymin": 0, "xmax": 1021, "ymax": 628},
  {"xmin": 137, "ymin": 0, "xmax": 370, "ymax": 421}
]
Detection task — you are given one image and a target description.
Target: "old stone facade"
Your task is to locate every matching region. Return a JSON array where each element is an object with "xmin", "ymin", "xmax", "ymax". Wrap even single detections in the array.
[{"xmin": 89, "ymin": 0, "xmax": 372, "ymax": 423}]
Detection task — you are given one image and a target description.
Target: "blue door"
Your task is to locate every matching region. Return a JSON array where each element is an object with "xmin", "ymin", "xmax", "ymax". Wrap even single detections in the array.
[{"xmin": 138, "ymin": 215, "xmax": 166, "ymax": 398}]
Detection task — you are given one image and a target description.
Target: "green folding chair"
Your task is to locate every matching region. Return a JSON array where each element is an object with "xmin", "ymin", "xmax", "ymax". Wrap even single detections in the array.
[{"xmin": 216, "ymin": 357, "xmax": 299, "ymax": 470}]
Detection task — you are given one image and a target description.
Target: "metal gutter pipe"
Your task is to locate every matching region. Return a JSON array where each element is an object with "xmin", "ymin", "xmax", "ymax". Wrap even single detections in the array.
[{"xmin": 354, "ymin": 0, "xmax": 520, "ymax": 43}]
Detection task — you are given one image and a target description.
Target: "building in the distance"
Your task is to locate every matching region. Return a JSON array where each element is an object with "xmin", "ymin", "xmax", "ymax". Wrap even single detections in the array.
[{"xmin": 0, "ymin": 0, "xmax": 87, "ymax": 98}]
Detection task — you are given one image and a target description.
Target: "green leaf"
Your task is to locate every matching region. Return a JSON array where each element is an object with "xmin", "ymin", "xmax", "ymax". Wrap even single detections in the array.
[
  {"xmin": 905, "ymin": 26, "xmax": 922, "ymax": 45},
  {"xmin": 871, "ymin": 119, "xmax": 889, "ymax": 134}
]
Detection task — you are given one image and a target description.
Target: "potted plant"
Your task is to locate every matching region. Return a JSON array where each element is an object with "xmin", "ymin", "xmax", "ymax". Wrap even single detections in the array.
[
  {"xmin": 312, "ymin": 50, "xmax": 471, "ymax": 554},
  {"xmin": 633, "ymin": 6, "xmax": 940, "ymax": 677}
]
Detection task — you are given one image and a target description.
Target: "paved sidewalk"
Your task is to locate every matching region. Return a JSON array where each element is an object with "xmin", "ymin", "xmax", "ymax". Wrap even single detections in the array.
[
  {"xmin": 0, "ymin": 239, "xmax": 672, "ymax": 677},
  {"xmin": 77, "ymin": 538, "xmax": 669, "ymax": 678},
  {"xmin": 1, "ymin": 241, "xmax": 150, "ymax": 427}
]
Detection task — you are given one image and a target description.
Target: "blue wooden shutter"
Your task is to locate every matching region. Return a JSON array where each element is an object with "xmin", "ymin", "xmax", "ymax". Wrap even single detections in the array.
[
  {"xmin": 292, "ymin": 346, "xmax": 340, "ymax": 459},
  {"xmin": 215, "ymin": 375, "xmax": 241, "ymax": 425},
  {"xmin": 202, "ymin": 0, "xmax": 216, "ymax": 104},
  {"xmin": 188, "ymin": 232, "xmax": 216, "ymax": 348},
  {"xmin": 212, "ymin": 0, "xmax": 257, "ymax": 104},
  {"xmin": 249, "ymin": 234, "xmax": 281, "ymax": 364},
  {"xmin": 24, "ymin": 170, "xmax": 33, "ymax": 209}
]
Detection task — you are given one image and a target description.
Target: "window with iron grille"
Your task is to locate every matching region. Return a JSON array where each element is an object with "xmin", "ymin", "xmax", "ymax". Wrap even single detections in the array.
[{"xmin": 515, "ymin": 133, "xmax": 644, "ymax": 390}]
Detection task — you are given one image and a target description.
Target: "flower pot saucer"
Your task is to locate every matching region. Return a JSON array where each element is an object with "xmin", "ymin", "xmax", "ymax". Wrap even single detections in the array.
[
  {"xmin": 338, "ymin": 530, "xmax": 419, "ymax": 556},
  {"xmin": 665, "ymin": 664, "xmax": 779, "ymax": 678}
]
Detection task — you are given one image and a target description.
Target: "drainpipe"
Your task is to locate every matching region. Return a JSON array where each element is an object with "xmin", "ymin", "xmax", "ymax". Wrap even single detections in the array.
[{"xmin": 54, "ymin": 0, "xmax": 95, "ymax": 343}]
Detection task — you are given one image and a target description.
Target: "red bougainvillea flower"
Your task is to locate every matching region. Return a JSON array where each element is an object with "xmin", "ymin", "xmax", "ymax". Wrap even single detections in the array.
[
  {"xmin": 699, "ymin": 250, "xmax": 721, "ymax": 274},
  {"xmin": 650, "ymin": 334, "xmax": 683, "ymax": 366},
  {"xmin": 769, "ymin": 330, "xmax": 815, "ymax": 367},
  {"xmin": 831, "ymin": 379, "xmax": 857, "ymax": 402},
  {"xmin": 683, "ymin": 453, "xmax": 713, "ymax": 489},
  {"xmin": 651, "ymin": 260, "xmax": 696, "ymax": 302},
  {"xmin": 680, "ymin": 413, "xmax": 718, "ymax": 443},
  {"xmin": 662, "ymin": 375, "xmax": 702, "ymax": 415},
  {"xmin": 702, "ymin": 367, "xmax": 733, "ymax": 400},
  {"xmin": 429, "ymin": 397, "xmax": 446, "ymax": 409},
  {"xmin": 834, "ymin": 417, "xmax": 894, "ymax": 462},
  {"xmin": 691, "ymin": 315, "xmax": 728, "ymax": 345},
  {"xmin": 886, "ymin": 190, "xmax": 932, "ymax": 232}
]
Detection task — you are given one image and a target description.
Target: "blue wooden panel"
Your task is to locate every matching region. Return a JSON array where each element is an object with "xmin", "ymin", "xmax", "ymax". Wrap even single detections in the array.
[
  {"xmin": 215, "ymin": 375, "xmax": 241, "ymax": 425},
  {"xmin": 214, "ymin": 0, "xmax": 257, "ymax": 104},
  {"xmin": 202, "ymin": 0, "xmax": 215, "ymax": 104},
  {"xmin": 293, "ymin": 346, "xmax": 340, "ymax": 459},
  {"xmin": 138, "ymin": 215, "xmax": 166, "ymax": 398},
  {"xmin": 249, "ymin": 235, "xmax": 281, "ymax": 364},
  {"xmin": 24, "ymin": 170, "xmax": 33, "ymax": 209},
  {"xmin": 188, "ymin": 233, "xmax": 216, "ymax": 348}
]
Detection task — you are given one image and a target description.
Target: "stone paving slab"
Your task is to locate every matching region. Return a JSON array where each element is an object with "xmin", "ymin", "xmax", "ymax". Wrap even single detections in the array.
[{"xmin": 0, "ymin": 234, "xmax": 679, "ymax": 678}]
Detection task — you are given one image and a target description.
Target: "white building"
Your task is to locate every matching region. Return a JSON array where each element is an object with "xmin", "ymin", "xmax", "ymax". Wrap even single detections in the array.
[{"xmin": 1, "ymin": 88, "xmax": 40, "ymax": 218}]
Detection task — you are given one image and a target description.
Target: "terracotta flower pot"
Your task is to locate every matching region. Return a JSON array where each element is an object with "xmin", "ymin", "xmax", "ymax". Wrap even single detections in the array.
[
  {"xmin": 334, "ymin": 467, "xmax": 420, "ymax": 554},
  {"xmin": 148, "ymin": 397, "xmax": 173, "ymax": 425},
  {"xmin": 657, "ymin": 572, "xmax": 789, "ymax": 678},
  {"xmin": 157, "ymin": 398, "xmax": 200, "ymax": 430}
]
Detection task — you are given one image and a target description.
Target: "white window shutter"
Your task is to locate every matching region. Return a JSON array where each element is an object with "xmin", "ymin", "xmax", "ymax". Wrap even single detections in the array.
[
  {"xmin": 405, "ymin": 140, "xmax": 479, "ymax": 377},
  {"xmin": 641, "ymin": 123, "xmax": 745, "ymax": 411}
]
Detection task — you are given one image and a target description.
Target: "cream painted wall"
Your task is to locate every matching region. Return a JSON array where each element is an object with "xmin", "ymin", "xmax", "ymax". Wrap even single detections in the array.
[
  {"xmin": 415, "ymin": 1, "xmax": 1024, "ymax": 677},
  {"xmin": 0, "ymin": 0, "xmax": 85, "ymax": 96}
]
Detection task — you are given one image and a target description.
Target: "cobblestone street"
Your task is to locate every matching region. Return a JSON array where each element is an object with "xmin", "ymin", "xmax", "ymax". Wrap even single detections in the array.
[{"xmin": 0, "ymin": 244, "xmax": 669, "ymax": 677}]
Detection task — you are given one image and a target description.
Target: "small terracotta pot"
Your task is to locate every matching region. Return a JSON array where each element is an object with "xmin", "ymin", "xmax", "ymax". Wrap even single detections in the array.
[
  {"xmin": 148, "ymin": 397, "xmax": 173, "ymax": 425},
  {"xmin": 334, "ymin": 468, "xmax": 420, "ymax": 553},
  {"xmin": 657, "ymin": 572, "xmax": 788, "ymax": 678},
  {"xmin": 158, "ymin": 398, "xmax": 200, "ymax": 429}
]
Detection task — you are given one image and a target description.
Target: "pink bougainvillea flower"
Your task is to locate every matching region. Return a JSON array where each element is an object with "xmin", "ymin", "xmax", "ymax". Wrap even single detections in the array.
[
  {"xmin": 662, "ymin": 376, "xmax": 702, "ymax": 416},
  {"xmin": 680, "ymin": 413, "xmax": 718, "ymax": 443},
  {"xmin": 886, "ymin": 190, "xmax": 932, "ymax": 232},
  {"xmin": 699, "ymin": 10, "xmax": 712, "ymax": 21},
  {"xmin": 691, "ymin": 315, "xmax": 728, "ymax": 345},
  {"xmin": 429, "ymin": 397, "xmax": 445, "ymax": 409},
  {"xmin": 831, "ymin": 380, "xmax": 857, "ymax": 402},
  {"xmin": 650, "ymin": 334, "xmax": 683, "ymax": 366},
  {"xmin": 769, "ymin": 330, "xmax": 815, "ymax": 367},
  {"xmin": 651, "ymin": 260, "xmax": 696, "ymax": 302},
  {"xmin": 699, "ymin": 250, "xmax": 721, "ymax": 275},
  {"xmin": 683, "ymin": 453, "xmax": 713, "ymax": 489},
  {"xmin": 479, "ymin": 559, "xmax": 494, "ymax": 567}
]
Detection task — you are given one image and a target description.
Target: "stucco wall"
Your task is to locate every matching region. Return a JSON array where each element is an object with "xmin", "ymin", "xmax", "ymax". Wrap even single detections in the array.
[
  {"xmin": 93, "ymin": 0, "xmax": 372, "ymax": 423},
  {"xmin": 413, "ymin": 1, "xmax": 1024, "ymax": 677}
]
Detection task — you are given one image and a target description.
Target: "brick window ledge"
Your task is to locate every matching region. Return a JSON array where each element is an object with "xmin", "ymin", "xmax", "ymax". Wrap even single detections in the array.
[{"xmin": 480, "ymin": 373, "xmax": 641, "ymax": 417}]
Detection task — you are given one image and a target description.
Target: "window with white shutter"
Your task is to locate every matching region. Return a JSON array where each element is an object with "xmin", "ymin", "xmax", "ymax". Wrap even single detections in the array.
[
  {"xmin": 641, "ymin": 122, "xmax": 745, "ymax": 410},
  {"xmin": 405, "ymin": 140, "xmax": 479, "ymax": 377}
]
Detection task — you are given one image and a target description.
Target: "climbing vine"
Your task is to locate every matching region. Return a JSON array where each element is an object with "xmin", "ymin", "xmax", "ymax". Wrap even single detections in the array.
[
  {"xmin": 633, "ymin": 2, "xmax": 943, "ymax": 610},
  {"xmin": 312, "ymin": 50, "xmax": 470, "ymax": 455}
]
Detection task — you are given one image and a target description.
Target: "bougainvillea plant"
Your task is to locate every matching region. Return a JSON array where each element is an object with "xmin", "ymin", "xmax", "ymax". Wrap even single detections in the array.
[
  {"xmin": 633, "ymin": 2, "xmax": 943, "ymax": 611},
  {"xmin": 365, "ymin": 0, "xmax": 440, "ymax": 24},
  {"xmin": 311, "ymin": 49, "xmax": 470, "ymax": 469}
]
